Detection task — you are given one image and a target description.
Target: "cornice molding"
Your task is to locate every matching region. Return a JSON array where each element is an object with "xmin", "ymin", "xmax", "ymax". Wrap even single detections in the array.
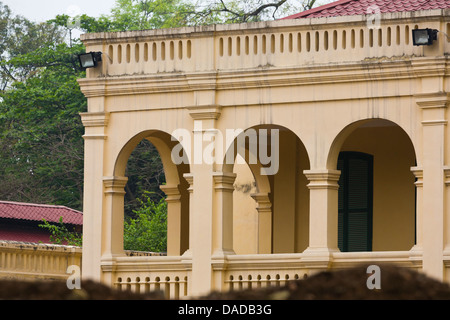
[{"xmin": 77, "ymin": 57, "xmax": 448, "ymax": 99}]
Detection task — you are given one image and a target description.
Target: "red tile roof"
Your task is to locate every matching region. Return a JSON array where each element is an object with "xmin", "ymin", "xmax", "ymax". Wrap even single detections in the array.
[
  {"xmin": 0, "ymin": 201, "xmax": 83, "ymax": 225},
  {"xmin": 283, "ymin": 0, "xmax": 450, "ymax": 19}
]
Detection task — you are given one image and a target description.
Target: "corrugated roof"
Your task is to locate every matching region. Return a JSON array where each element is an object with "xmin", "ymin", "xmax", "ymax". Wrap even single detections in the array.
[
  {"xmin": 0, "ymin": 201, "xmax": 83, "ymax": 225},
  {"xmin": 283, "ymin": 0, "xmax": 450, "ymax": 19}
]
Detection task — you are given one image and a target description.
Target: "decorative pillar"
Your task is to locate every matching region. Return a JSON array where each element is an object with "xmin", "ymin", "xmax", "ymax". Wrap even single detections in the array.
[
  {"xmin": 415, "ymin": 92, "xmax": 448, "ymax": 281},
  {"xmin": 182, "ymin": 174, "xmax": 195, "ymax": 257},
  {"xmin": 410, "ymin": 167, "xmax": 423, "ymax": 265},
  {"xmin": 183, "ymin": 167, "xmax": 214, "ymax": 297},
  {"xmin": 212, "ymin": 172, "xmax": 237, "ymax": 257},
  {"xmin": 79, "ymin": 111, "xmax": 109, "ymax": 282},
  {"xmin": 443, "ymin": 168, "xmax": 450, "ymax": 280},
  {"xmin": 182, "ymin": 103, "xmax": 222, "ymax": 296},
  {"xmin": 102, "ymin": 177, "xmax": 128, "ymax": 258},
  {"xmin": 101, "ymin": 176, "xmax": 128, "ymax": 285},
  {"xmin": 211, "ymin": 172, "xmax": 236, "ymax": 291},
  {"xmin": 160, "ymin": 184, "xmax": 182, "ymax": 256},
  {"xmin": 251, "ymin": 193, "xmax": 272, "ymax": 254},
  {"xmin": 303, "ymin": 169, "xmax": 341, "ymax": 267}
]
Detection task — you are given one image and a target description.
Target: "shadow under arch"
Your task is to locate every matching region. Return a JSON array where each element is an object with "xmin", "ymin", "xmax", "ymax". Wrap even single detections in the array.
[
  {"xmin": 327, "ymin": 118, "xmax": 418, "ymax": 170},
  {"xmin": 326, "ymin": 118, "xmax": 417, "ymax": 252},
  {"xmin": 220, "ymin": 124, "xmax": 311, "ymax": 193},
  {"xmin": 221, "ymin": 124, "xmax": 311, "ymax": 254},
  {"xmin": 113, "ymin": 129, "xmax": 191, "ymax": 256},
  {"xmin": 114, "ymin": 130, "xmax": 190, "ymax": 185}
]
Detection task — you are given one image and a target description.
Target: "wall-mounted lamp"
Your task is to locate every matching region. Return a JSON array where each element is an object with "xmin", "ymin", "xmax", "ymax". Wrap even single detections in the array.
[
  {"xmin": 412, "ymin": 28, "xmax": 438, "ymax": 46},
  {"xmin": 78, "ymin": 52, "xmax": 103, "ymax": 69}
]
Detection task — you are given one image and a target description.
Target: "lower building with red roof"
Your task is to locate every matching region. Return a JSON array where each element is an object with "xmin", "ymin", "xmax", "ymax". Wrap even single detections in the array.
[{"xmin": 0, "ymin": 201, "xmax": 83, "ymax": 244}]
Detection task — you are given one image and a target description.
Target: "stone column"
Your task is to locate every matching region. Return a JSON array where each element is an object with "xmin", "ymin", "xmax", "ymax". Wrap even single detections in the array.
[
  {"xmin": 410, "ymin": 167, "xmax": 423, "ymax": 265},
  {"xmin": 415, "ymin": 92, "xmax": 448, "ymax": 281},
  {"xmin": 211, "ymin": 172, "xmax": 236, "ymax": 291},
  {"xmin": 183, "ymin": 103, "xmax": 222, "ymax": 296},
  {"xmin": 102, "ymin": 177, "xmax": 128, "ymax": 258},
  {"xmin": 160, "ymin": 184, "xmax": 182, "ymax": 256},
  {"xmin": 101, "ymin": 176, "xmax": 128, "ymax": 285},
  {"xmin": 183, "ymin": 168, "xmax": 214, "ymax": 297},
  {"xmin": 79, "ymin": 111, "xmax": 109, "ymax": 282},
  {"xmin": 302, "ymin": 169, "xmax": 341, "ymax": 268},
  {"xmin": 212, "ymin": 172, "xmax": 237, "ymax": 257},
  {"xmin": 251, "ymin": 193, "xmax": 272, "ymax": 254},
  {"xmin": 444, "ymin": 168, "xmax": 450, "ymax": 280}
]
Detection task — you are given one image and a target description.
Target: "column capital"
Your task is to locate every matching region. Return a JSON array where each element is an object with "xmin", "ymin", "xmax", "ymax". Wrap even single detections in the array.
[
  {"xmin": 160, "ymin": 184, "xmax": 181, "ymax": 202},
  {"xmin": 411, "ymin": 166, "xmax": 424, "ymax": 187},
  {"xmin": 80, "ymin": 112, "xmax": 110, "ymax": 127},
  {"xmin": 183, "ymin": 173, "xmax": 194, "ymax": 193},
  {"xmin": 80, "ymin": 112, "xmax": 110, "ymax": 140},
  {"xmin": 303, "ymin": 169, "xmax": 341, "ymax": 190},
  {"xmin": 103, "ymin": 176, "xmax": 128, "ymax": 195},
  {"xmin": 187, "ymin": 105, "xmax": 222, "ymax": 121},
  {"xmin": 415, "ymin": 92, "xmax": 449, "ymax": 126},
  {"xmin": 212, "ymin": 172, "xmax": 236, "ymax": 192},
  {"xmin": 414, "ymin": 92, "xmax": 449, "ymax": 109},
  {"xmin": 444, "ymin": 167, "xmax": 450, "ymax": 186},
  {"xmin": 250, "ymin": 193, "xmax": 272, "ymax": 212}
]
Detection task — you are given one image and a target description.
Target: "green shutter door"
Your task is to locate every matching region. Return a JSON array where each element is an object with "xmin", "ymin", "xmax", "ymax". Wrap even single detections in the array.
[{"xmin": 337, "ymin": 152, "xmax": 373, "ymax": 252}]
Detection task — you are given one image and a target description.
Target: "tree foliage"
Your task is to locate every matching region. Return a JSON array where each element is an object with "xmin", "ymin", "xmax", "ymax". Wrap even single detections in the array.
[
  {"xmin": 125, "ymin": 139, "xmax": 166, "ymax": 217},
  {"xmin": 39, "ymin": 192, "xmax": 167, "ymax": 252},
  {"xmin": 50, "ymin": 0, "xmax": 325, "ymax": 35},
  {"xmin": 0, "ymin": 2, "xmax": 86, "ymax": 209},
  {"xmin": 124, "ymin": 192, "xmax": 168, "ymax": 252},
  {"xmin": 39, "ymin": 217, "xmax": 83, "ymax": 247}
]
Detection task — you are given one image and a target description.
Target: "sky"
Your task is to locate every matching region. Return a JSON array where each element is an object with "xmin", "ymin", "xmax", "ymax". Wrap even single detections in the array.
[
  {"xmin": 1, "ymin": 0, "xmax": 117, "ymax": 22},
  {"xmin": 2, "ymin": 0, "xmax": 336, "ymax": 23}
]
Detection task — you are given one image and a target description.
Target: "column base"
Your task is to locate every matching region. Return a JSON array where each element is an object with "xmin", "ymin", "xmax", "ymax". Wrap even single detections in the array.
[
  {"xmin": 211, "ymin": 249, "xmax": 236, "ymax": 270},
  {"xmin": 302, "ymin": 247, "xmax": 340, "ymax": 270},
  {"xmin": 409, "ymin": 244, "xmax": 423, "ymax": 267},
  {"xmin": 443, "ymin": 247, "xmax": 450, "ymax": 283}
]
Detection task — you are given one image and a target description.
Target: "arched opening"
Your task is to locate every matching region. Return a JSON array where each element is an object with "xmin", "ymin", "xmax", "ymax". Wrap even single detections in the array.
[
  {"xmin": 330, "ymin": 119, "xmax": 417, "ymax": 252},
  {"xmin": 223, "ymin": 125, "xmax": 310, "ymax": 254},
  {"xmin": 124, "ymin": 139, "xmax": 165, "ymax": 217},
  {"xmin": 114, "ymin": 130, "xmax": 190, "ymax": 256}
]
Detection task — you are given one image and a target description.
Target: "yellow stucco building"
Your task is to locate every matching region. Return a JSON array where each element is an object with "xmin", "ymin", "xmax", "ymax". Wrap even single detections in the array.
[{"xmin": 78, "ymin": 0, "xmax": 450, "ymax": 298}]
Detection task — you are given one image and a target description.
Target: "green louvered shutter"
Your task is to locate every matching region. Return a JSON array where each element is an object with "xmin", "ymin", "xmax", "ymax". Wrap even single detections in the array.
[{"xmin": 337, "ymin": 152, "xmax": 373, "ymax": 252}]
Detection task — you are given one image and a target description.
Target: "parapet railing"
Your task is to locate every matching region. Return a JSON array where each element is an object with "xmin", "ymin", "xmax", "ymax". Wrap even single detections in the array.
[
  {"xmin": 81, "ymin": 9, "xmax": 450, "ymax": 77},
  {"xmin": 108, "ymin": 250, "xmax": 420, "ymax": 298},
  {"xmin": 219, "ymin": 250, "xmax": 419, "ymax": 291},
  {"xmin": 108, "ymin": 254, "xmax": 191, "ymax": 299},
  {"xmin": 0, "ymin": 240, "xmax": 82, "ymax": 281},
  {"xmin": 218, "ymin": 253, "xmax": 308, "ymax": 291}
]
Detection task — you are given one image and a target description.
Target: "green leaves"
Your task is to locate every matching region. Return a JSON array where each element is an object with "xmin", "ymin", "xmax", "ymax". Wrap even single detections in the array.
[
  {"xmin": 39, "ymin": 217, "xmax": 83, "ymax": 247},
  {"xmin": 48, "ymin": 0, "xmax": 322, "ymax": 35},
  {"xmin": 124, "ymin": 192, "xmax": 168, "ymax": 253},
  {"xmin": 39, "ymin": 193, "xmax": 168, "ymax": 252},
  {"xmin": 0, "ymin": 23, "xmax": 86, "ymax": 209}
]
